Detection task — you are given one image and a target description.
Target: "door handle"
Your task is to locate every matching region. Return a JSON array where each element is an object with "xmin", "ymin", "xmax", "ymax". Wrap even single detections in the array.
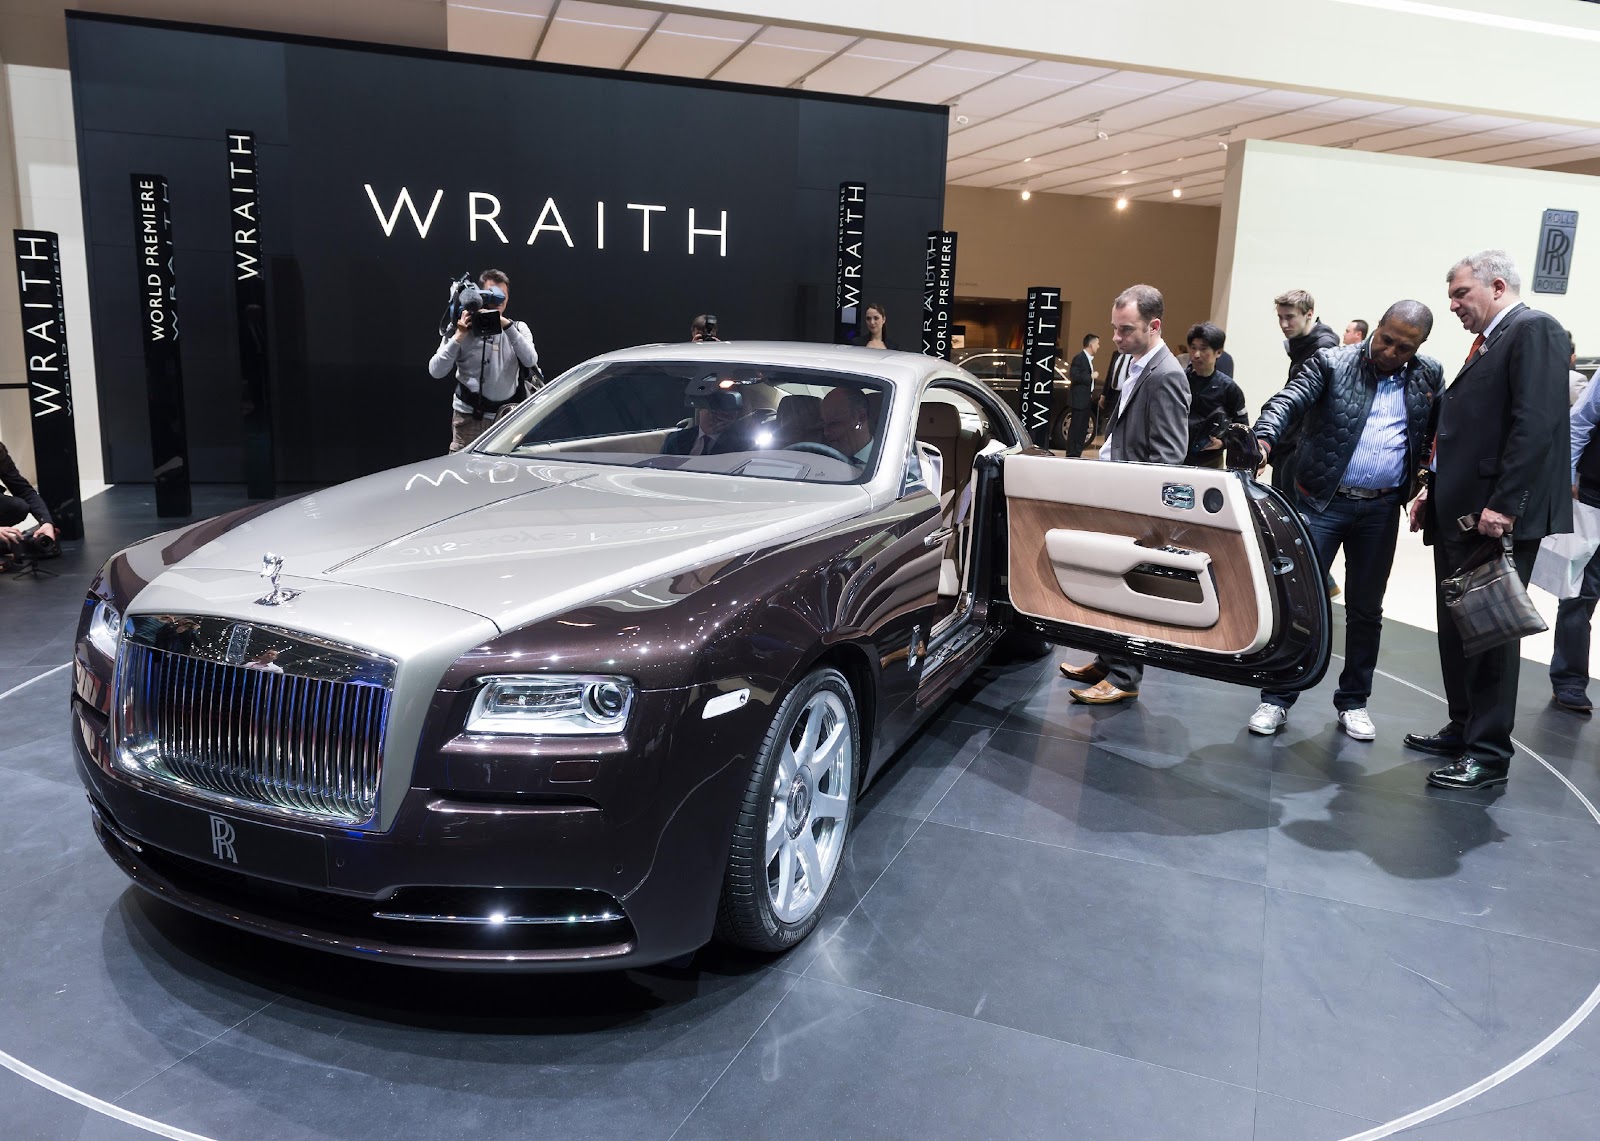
[
  {"xmin": 1042, "ymin": 529, "xmax": 1219, "ymax": 629},
  {"xmin": 924, "ymin": 527, "xmax": 955, "ymax": 549}
]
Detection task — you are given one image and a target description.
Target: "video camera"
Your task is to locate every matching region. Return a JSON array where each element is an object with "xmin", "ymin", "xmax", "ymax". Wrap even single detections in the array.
[
  {"xmin": 0, "ymin": 524, "xmax": 59, "ymax": 575},
  {"xmin": 441, "ymin": 273, "xmax": 507, "ymax": 338}
]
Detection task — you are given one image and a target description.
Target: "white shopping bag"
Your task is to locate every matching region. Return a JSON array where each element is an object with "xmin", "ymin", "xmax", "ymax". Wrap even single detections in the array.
[{"xmin": 1531, "ymin": 502, "xmax": 1600, "ymax": 600}]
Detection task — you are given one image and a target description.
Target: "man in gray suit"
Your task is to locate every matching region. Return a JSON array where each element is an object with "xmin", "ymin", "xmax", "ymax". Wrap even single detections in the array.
[{"xmin": 1060, "ymin": 284, "xmax": 1192, "ymax": 704}]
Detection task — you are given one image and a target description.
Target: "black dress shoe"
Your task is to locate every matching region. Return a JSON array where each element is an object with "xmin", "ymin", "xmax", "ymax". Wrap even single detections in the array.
[
  {"xmin": 1426, "ymin": 758, "xmax": 1508, "ymax": 791},
  {"xmin": 1403, "ymin": 729, "xmax": 1466, "ymax": 758},
  {"xmin": 1552, "ymin": 690, "xmax": 1594, "ymax": 714}
]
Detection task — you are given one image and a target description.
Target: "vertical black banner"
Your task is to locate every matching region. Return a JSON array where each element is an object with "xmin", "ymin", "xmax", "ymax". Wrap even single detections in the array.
[
  {"xmin": 130, "ymin": 173, "xmax": 192, "ymax": 517},
  {"xmin": 1018, "ymin": 286, "xmax": 1063, "ymax": 448},
  {"xmin": 834, "ymin": 182, "xmax": 865, "ymax": 344},
  {"xmin": 920, "ymin": 230, "xmax": 957, "ymax": 360},
  {"xmin": 12, "ymin": 230, "xmax": 84, "ymax": 540},
  {"xmin": 227, "ymin": 130, "xmax": 275, "ymax": 499}
]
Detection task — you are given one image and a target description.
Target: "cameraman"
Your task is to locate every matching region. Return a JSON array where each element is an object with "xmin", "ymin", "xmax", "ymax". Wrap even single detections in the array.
[
  {"xmin": 428, "ymin": 268, "xmax": 538, "ymax": 453},
  {"xmin": 690, "ymin": 314, "xmax": 721, "ymax": 342},
  {"xmin": 0, "ymin": 438, "xmax": 59, "ymax": 556}
]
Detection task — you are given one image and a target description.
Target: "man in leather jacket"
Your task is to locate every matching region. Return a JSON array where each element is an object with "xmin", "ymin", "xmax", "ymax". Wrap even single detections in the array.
[
  {"xmin": 1247, "ymin": 301, "xmax": 1442, "ymax": 741},
  {"xmin": 1271, "ymin": 290, "xmax": 1341, "ymax": 497}
]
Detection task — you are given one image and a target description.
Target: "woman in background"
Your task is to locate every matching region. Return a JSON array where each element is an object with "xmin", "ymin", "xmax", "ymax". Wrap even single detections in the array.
[{"xmin": 859, "ymin": 302, "xmax": 897, "ymax": 350}]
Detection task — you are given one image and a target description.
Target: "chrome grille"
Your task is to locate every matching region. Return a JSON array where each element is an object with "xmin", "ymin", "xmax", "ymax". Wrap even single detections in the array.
[{"xmin": 114, "ymin": 617, "xmax": 395, "ymax": 826}]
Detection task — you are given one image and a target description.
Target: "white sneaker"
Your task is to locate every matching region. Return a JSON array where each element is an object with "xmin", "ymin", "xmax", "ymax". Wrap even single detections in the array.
[
  {"xmin": 1249, "ymin": 703, "xmax": 1288, "ymax": 735},
  {"xmin": 1338, "ymin": 708, "xmax": 1377, "ymax": 741}
]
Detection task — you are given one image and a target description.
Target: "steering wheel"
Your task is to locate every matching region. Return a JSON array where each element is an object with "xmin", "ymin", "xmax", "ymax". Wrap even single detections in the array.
[{"xmin": 786, "ymin": 441, "xmax": 855, "ymax": 465}]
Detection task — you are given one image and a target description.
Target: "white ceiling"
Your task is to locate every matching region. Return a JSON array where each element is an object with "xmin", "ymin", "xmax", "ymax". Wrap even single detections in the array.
[{"xmin": 444, "ymin": 0, "xmax": 1600, "ymax": 207}]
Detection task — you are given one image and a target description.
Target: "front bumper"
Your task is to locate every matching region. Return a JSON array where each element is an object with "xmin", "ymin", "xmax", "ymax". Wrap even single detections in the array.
[{"xmin": 72, "ymin": 676, "xmax": 766, "ymax": 971}]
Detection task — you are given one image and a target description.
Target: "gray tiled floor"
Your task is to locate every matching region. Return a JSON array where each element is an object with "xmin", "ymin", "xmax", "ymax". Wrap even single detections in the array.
[{"xmin": 2, "ymin": 487, "xmax": 1600, "ymax": 1140}]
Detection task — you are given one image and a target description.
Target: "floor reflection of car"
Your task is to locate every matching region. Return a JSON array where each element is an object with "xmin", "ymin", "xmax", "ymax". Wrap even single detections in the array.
[
  {"xmin": 954, "ymin": 348, "xmax": 1075, "ymax": 447},
  {"xmin": 72, "ymin": 343, "xmax": 1330, "ymax": 971}
]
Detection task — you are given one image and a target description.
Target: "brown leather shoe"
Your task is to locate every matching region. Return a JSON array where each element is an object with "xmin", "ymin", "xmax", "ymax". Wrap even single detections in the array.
[
  {"xmin": 1059, "ymin": 660, "xmax": 1108, "ymax": 684},
  {"xmin": 1069, "ymin": 679, "xmax": 1139, "ymax": 705}
]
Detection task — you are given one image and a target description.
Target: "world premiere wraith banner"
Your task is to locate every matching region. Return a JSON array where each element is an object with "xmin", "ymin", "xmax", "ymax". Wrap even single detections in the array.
[
  {"xmin": 1017, "ymin": 286, "xmax": 1062, "ymax": 448},
  {"xmin": 921, "ymin": 231, "xmax": 956, "ymax": 359},
  {"xmin": 130, "ymin": 173, "xmax": 192, "ymax": 518},
  {"xmin": 834, "ymin": 182, "xmax": 865, "ymax": 344},
  {"xmin": 12, "ymin": 229, "xmax": 84, "ymax": 540},
  {"xmin": 227, "ymin": 130, "xmax": 276, "ymax": 500}
]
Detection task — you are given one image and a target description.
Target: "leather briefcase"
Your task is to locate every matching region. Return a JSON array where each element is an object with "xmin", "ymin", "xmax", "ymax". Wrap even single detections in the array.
[{"xmin": 1442, "ymin": 533, "xmax": 1547, "ymax": 656}]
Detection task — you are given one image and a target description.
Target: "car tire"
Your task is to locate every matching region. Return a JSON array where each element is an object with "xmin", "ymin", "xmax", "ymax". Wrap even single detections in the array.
[
  {"xmin": 715, "ymin": 666, "xmax": 859, "ymax": 953},
  {"xmin": 1050, "ymin": 408, "xmax": 1070, "ymax": 450}
]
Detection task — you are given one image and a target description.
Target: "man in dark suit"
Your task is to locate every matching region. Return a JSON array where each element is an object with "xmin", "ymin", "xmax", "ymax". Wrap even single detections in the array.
[
  {"xmin": 1059, "ymin": 285, "xmax": 1192, "ymax": 704},
  {"xmin": 1065, "ymin": 333, "xmax": 1100, "ymax": 456},
  {"xmin": 1406, "ymin": 251, "xmax": 1572, "ymax": 791},
  {"xmin": 661, "ymin": 405, "xmax": 739, "ymax": 456}
]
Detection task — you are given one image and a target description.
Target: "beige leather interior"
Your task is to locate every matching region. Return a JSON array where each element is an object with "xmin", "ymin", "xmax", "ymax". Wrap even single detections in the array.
[{"xmin": 916, "ymin": 403, "xmax": 961, "ymax": 496}]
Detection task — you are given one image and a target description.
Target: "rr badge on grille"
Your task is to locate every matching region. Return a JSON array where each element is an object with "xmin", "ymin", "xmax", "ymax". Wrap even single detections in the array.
[
  {"xmin": 225, "ymin": 623, "xmax": 252, "ymax": 665},
  {"xmin": 255, "ymin": 552, "xmax": 301, "ymax": 606}
]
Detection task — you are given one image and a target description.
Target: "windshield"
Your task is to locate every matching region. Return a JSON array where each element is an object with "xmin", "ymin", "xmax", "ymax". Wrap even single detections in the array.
[{"xmin": 477, "ymin": 361, "xmax": 892, "ymax": 484}]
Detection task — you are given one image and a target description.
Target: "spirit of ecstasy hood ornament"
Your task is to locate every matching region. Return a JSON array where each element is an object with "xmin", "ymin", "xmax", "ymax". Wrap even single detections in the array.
[{"xmin": 255, "ymin": 552, "xmax": 301, "ymax": 606}]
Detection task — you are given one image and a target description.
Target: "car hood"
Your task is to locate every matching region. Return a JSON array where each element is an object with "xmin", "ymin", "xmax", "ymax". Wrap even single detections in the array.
[{"xmin": 168, "ymin": 454, "xmax": 869, "ymax": 633}]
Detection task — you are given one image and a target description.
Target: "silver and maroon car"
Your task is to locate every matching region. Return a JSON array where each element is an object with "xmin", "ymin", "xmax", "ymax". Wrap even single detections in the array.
[{"xmin": 72, "ymin": 342, "xmax": 1329, "ymax": 970}]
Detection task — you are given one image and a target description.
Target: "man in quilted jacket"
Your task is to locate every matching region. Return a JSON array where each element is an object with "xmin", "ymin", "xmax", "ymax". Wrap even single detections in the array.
[{"xmin": 1247, "ymin": 301, "xmax": 1443, "ymax": 741}]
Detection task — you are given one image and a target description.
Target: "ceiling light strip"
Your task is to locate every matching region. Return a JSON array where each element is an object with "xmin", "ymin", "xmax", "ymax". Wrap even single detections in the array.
[{"xmin": 1330, "ymin": 0, "xmax": 1600, "ymax": 44}]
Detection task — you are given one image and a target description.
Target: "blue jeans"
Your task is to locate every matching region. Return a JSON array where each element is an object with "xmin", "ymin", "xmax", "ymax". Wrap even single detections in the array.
[
  {"xmin": 1264, "ymin": 490, "xmax": 1401, "ymax": 711},
  {"xmin": 1550, "ymin": 545, "xmax": 1600, "ymax": 697}
]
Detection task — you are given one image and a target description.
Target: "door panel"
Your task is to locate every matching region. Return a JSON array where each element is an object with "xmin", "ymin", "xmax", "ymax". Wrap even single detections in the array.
[
  {"xmin": 1000, "ymin": 454, "xmax": 1330, "ymax": 692},
  {"xmin": 1012, "ymin": 501, "xmax": 1261, "ymax": 649}
]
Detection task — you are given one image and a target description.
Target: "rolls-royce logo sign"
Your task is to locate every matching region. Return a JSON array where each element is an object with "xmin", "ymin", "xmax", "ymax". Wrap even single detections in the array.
[
  {"xmin": 225, "ymin": 622, "xmax": 252, "ymax": 665},
  {"xmin": 209, "ymin": 815, "xmax": 238, "ymax": 864},
  {"xmin": 1533, "ymin": 209, "xmax": 1578, "ymax": 294},
  {"xmin": 362, "ymin": 185, "xmax": 730, "ymax": 255}
]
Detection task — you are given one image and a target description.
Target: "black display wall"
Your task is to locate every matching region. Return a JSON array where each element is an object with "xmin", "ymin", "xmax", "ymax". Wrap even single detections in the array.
[{"xmin": 68, "ymin": 13, "xmax": 948, "ymax": 485}]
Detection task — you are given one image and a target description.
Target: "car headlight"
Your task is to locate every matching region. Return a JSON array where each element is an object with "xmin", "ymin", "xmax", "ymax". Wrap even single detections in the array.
[
  {"xmin": 467, "ymin": 675, "xmax": 635, "ymax": 735},
  {"xmin": 87, "ymin": 600, "xmax": 123, "ymax": 660}
]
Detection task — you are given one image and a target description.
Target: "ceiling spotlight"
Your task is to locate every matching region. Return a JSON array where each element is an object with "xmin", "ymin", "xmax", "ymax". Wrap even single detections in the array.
[
  {"xmin": 1217, "ymin": 140, "xmax": 1229, "ymax": 151},
  {"xmin": 1096, "ymin": 129, "xmax": 1109, "ymax": 142},
  {"xmin": 1020, "ymin": 188, "xmax": 1032, "ymax": 201},
  {"xmin": 1172, "ymin": 185, "xmax": 1183, "ymax": 199},
  {"xmin": 1023, "ymin": 157, "xmax": 1032, "ymax": 163},
  {"xmin": 1115, "ymin": 197, "xmax": 1129, "ymax": 211},
  {"xmin": 955, "ymin": 114, "xmax": 969, "ymax": 125},
  {"xmin": 1090, "ymin": 115, "xmax": 1108, "ymax": 142},
  {"xmin": 1120, "ymin": 169, "xmax": 1129, "ymax": 175}
]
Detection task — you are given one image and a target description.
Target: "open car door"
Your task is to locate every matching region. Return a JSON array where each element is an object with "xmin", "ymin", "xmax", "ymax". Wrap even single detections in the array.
[{"xmin": 997, "ymin": 453, "xmax": 1330, "ymax": 692}]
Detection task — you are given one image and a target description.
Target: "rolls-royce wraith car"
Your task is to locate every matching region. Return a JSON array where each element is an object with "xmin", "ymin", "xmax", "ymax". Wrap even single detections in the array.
[{"xmin": 72, "ymin": 342, "xmax": 1329, "ymax": 970}]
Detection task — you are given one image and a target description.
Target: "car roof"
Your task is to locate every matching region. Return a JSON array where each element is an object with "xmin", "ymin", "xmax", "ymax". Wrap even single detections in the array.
[{"xmin": 591, "ymin": 340, "xmax": 948, "ymax": 391}]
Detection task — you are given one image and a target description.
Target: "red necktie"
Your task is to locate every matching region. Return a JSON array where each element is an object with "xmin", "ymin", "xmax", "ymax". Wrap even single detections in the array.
[{"xmin": 1429, "ymin": 333, "xmax": 1488, "ymax": 467}]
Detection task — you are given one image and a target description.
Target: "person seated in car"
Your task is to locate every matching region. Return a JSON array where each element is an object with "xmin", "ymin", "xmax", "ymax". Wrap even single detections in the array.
[
  {"xmin": 661, "ymin": 404, "xmax": 741, "ymax": 456},
  {"xmin": 662, "ymin": 380, "xmax": 778, "ymax": 456},
  {"xmin": 821, "ymin": 387, "xmax": 876, "ymax": 465}
]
